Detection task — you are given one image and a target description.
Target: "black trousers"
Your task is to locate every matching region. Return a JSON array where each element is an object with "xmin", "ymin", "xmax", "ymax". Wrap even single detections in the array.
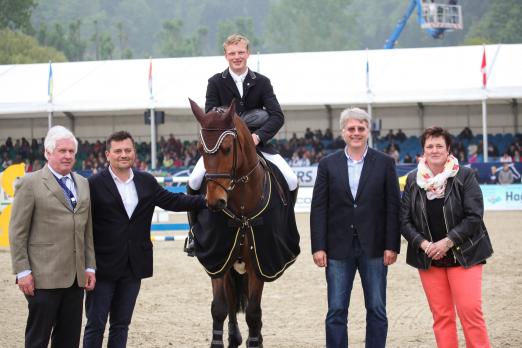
[
  {"xmin": 83, "ymin": 268, "xmax": 141, "ymax": 348},
  {"xmin": 25, "ymin": 282, "xmax": 84, "ymax": 348}
]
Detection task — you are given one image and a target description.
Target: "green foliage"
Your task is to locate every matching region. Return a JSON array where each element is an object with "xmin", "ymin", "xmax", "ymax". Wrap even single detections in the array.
[
  {"xmin": 1, "ymin": 0, "xmax": 517, "ymax": 65},
  {"xmin": 0, "ymin": 29, "xmax": 66, "ymax": 64},
  {"xmin": 159, "ymin": 19, "xmax": 208, "ymax": 57},
  {"xmin": 465, "ymin": 0, "xmax": 522, "ymax": 44},
  {"xmin": 264, "ymin": 0, "xmax": 359, "ymax": 52},
  {"xmin": 37, "ymin": 20, "xmax": 87, "ymax": 61},
  {"xmin": 216, "ymin": 17, "xmax": 262, "ymax": 54},
  {"xmin": 0, "ymin": 0, "xmax": 36, "ymax": 31}
]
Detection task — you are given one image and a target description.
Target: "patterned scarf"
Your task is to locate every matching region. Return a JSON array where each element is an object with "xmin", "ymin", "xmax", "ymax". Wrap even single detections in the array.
[{"xmin": 417, "ymin": 155, "xmax": 460, "ymax": 200}]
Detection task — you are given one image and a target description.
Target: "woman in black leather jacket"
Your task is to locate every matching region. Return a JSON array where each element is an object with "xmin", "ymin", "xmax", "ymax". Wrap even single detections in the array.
[{"xmin": 400, "ymin": 127, "xmax": 493, "ymax": 348}]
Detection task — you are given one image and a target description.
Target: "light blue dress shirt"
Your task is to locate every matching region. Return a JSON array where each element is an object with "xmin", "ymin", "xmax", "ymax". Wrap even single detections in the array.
[{"xmin": 344, "ymin": 146, "xmax": 368, "ymax": 199}]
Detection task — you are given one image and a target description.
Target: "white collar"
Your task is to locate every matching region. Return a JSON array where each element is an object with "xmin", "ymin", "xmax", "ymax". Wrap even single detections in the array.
[
  {"xmin": 48, "ymin": 165, "xmax": 72, "ymax": 180},
  {"xmin": 229, "ymin": 68, "xmax": 248, "ymax": 82},
  {"xmin": 109, "ymin": 165, "xmax": 134, "ymax": 184}
]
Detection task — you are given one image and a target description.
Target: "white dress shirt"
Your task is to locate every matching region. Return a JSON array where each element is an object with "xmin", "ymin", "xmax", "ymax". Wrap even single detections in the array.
[
  {"xmin": 229, "ymin": 68, "xmax": 247, "ymax": 98},
  {"xmin": 109, "ymin": 166, "xmax": 138, "ymax": 218}
]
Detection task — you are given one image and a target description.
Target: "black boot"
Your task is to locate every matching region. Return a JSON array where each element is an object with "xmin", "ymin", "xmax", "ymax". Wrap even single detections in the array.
[
  {"xmin": 184, "ymin": 186, "xmax": 200, "ymax": 257},
  {"xmin": 290, "ymin": 185, "xmax": 299, "ymax": 208}
]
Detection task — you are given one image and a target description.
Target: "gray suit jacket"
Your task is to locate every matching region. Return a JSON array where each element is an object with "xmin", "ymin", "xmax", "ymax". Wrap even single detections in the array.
[{"xmin": 9, "ymin": 164, "xmax": 95, "ymax": 289}]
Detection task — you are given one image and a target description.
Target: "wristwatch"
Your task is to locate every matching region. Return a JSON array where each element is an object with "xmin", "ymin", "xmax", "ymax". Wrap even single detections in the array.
[{"xmin": 445, "ymin": 237, "xmax": 454, "ymax": 249}]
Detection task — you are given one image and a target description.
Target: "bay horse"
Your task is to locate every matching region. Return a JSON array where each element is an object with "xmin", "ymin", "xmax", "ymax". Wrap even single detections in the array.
[{"xmin": 188, "ymin": 99, "xmax": 300, "ymax": 348}]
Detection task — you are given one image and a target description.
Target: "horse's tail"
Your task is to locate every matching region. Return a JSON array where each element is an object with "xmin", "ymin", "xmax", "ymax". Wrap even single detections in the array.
[{"xmin": 230, "ymin": 269, "xmax": 247, "ymax": 313}]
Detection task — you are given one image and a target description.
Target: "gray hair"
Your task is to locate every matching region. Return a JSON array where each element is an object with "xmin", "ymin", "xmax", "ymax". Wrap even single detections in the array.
[
  {"xmin": 44, "ymin": 125, "xmax": 78, "ymax": 159},
  {"xmin": 339, "ymin": 107, "xmax": 371, "ymax": 130}
]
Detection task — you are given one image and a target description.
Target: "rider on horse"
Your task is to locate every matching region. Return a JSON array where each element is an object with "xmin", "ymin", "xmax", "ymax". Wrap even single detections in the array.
[{"xmin": 186, "ymin": 34, "xmax": 298, "ymax": 256}]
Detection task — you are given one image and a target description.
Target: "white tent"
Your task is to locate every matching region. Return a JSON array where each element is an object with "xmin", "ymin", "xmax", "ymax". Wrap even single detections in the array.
[{"xmin": 1, "ymin": 44, "xmax": 521, "ymax": 119}]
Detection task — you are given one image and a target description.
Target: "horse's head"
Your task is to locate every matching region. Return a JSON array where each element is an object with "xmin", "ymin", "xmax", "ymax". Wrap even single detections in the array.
[{"xmin": 189, "ymin": 98, "xmax": 253, "ymax": 212}]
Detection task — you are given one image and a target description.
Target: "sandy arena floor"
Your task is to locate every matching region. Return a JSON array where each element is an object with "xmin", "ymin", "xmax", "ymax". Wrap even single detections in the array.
[{"xmin": 0, "ymin": 211, "xmax": 521, "ymax": 347}]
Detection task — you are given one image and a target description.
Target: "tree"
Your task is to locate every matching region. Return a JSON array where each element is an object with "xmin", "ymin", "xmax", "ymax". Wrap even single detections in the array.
[
  {"xmin": 0, "ymin": 0, "xmax": 36, "ymax": 32},
  {"xmin": 216, "ymin": 17, "xmax": 261, "ymax": 54},
  {"xmin": 264, "ymin": 0, "xmax": 358, "ymax": 53},
  {"xmin": 465, "ymin": 0, "xmax": 522, "ymax": 44},
  {"xmin": 0, "ymin": 29, "xmax": 66, "ymax": 64},
  {"xmin": 159, "ymin": 19, "xmax": 207, "ymax": 57},
  {"xmin": 100, "ymin": 34, "xmax": 114, "ymax": 60}
]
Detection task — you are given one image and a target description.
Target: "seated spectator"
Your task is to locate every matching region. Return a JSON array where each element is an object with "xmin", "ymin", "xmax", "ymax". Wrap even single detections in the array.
[
  {"xmin": 513, "ymin": 150, "xmax": 521, "ymax": 162},
  {"xmin": 487, "ymin": 144, "xmax": 499, "ymax": 158},
  {"xmin": 458, "ymin": 126, "xmax": 474, "ymax": 140},
  {"xmin": 162, "ymin": 153, "xmax": 174, "ymax": 169},
  {"xmin": 498, "ymin": 162, "xmax": 514, "ymax": 184},
  {"xmin": 323, "ymin": 128, "xmax": 333, "ymax": 141},
  {"xmin": 402, "ymin": 154, "xmax": 413, "ymax": 163},
  {"xmin": 488, "ymin": 166, "xmax": 498, "ymax": 184},
  {"xmin": 387, "ymin": 143, "xmax": 400, "ymax": 164},
  {"xmin": 304, "ymin": 128, "xmax": 314, "ymax": 140},
  {"xmin": 395, "ymin": 128, "xmax": 407, "ymax": 143},
  {"xmin": 384, "ymin": 129, "xmax": 395, "ymax": 142},
  {"xmin": 499, "ymin": 152, "xmax": 513, "ymax": 163}
]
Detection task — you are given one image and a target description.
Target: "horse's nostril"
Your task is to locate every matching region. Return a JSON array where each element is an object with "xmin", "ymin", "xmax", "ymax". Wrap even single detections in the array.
[{"xmin": 217, "ymin": 199, "xmax": 227, "ymax": 210}]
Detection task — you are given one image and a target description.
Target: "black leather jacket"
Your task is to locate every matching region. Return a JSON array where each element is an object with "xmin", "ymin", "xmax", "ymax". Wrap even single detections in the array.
[{"xmin": 400, "ymin": 166, "xmax": 493, "ymax": 269}]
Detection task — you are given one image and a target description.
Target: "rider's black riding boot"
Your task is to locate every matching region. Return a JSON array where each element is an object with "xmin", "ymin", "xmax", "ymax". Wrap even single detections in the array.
[
  {"xmin": 183, "ymin": 186, "xmax": 200, "ymax": 257},
  {"xmin": 290, "ymin": 185, "xmax": 299, "ymax": 208}
]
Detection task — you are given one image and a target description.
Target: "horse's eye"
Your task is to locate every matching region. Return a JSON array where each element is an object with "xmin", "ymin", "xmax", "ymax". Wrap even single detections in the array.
[{"xmin": 222, "ymin": 147, "xmax": 231, "ymax": 155}]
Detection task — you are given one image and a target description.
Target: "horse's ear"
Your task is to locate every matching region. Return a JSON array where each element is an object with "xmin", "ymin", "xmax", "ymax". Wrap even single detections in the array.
[
  {"xmin": 189, "ymin": 98, "xmax": 205, "ymax": 125},
  {"xmin": 228, "ymin": 99, "xmax": 236, "ymax": 117}
]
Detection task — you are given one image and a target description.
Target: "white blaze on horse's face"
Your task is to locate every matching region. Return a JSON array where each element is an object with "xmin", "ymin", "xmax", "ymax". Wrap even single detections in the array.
[{"xmin": 189, "ymin": 98, "xmax": 237, "ymax": 211}]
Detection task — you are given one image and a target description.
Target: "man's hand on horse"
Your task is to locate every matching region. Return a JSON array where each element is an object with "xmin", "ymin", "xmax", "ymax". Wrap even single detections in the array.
[
  {"xmin": 313, "ymin": 250, "xmax": 327, "ymax": 268},
  {"xmin": 252, "ymin": 133, "xmax": 260, "ymax": 146}
]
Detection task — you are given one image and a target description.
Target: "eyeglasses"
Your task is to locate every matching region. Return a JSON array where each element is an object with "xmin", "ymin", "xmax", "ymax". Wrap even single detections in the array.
[{"xmin": 345, "ymin": 126, "xmax": 367, "ymax": 133}]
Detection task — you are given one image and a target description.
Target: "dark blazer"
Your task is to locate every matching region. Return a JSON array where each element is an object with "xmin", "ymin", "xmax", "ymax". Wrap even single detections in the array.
[
  {"xmin": 400, "ymin": 167, "xmax": 493, "ymax": 269},
  {"xmin": 89, "ymin": 168, "xmax": 206, "ymax": 280},
  {"xmin": 205, "ymin": 68, "xmax": 284, "ymax": 154},
  {"xmin": 310, "ymin": 148, "xmax": 401, "ymax": 259}
]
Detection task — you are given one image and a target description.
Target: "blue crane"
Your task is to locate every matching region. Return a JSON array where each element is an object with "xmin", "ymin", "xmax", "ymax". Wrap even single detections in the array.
[{"xmin": 384, "ymin": 0, "xmax": 463, "ymax": 49}]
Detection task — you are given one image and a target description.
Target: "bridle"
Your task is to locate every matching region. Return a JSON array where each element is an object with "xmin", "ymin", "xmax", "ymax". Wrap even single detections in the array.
[{"xmin": 199, "ymin": 126, "xmax": 260, "ymax": 193}]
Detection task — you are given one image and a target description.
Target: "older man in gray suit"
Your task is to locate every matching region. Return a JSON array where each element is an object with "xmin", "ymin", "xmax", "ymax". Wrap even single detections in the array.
[{"xmin": 9, "ymin": 125, "xmax": 96, "ymax": 348}]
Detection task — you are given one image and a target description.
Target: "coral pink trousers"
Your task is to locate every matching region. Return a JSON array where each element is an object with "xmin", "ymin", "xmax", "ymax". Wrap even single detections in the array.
[{"xmin": 418, "ymin": 265, "xmax": 490, "ymax": 348}]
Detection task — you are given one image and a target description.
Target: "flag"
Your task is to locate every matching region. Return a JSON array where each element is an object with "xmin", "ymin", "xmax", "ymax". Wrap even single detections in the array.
[
  {"xmin": 365, "ymin": 48, "xmax": 370, "ymax": 92},
  {"xmin": 47, "ymin": 61, "xmax": 53, "ymax": 101},
  {"xmin": 481, "ymin": 46, "xmax": 487, "ymax": 89},
  {"xmin": 148, "ymin": 57, "xmax": 153, "ymax": 98}
]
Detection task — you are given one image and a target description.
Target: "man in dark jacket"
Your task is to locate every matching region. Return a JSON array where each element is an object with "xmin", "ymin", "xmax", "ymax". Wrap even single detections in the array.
[
  {"xmin": 310, "ymin": 108, "xmax": 401, "ymax": 348},
  {"xmin": 188, "ymin": 33, "xmax": 297, "ymax": 192},
  {"xmin": 186, "ymin": 34, "xmax": 298, "ymax": 254},
  {"xmin": 83, "ymin": 131, "xmax": 205, "ymax": 348}
]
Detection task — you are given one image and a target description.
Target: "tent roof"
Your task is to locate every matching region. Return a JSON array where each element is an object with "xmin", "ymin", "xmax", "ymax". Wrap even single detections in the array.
[{"xmin": 0, "ymin": 44, "xmax": 521, "ymax": 119}]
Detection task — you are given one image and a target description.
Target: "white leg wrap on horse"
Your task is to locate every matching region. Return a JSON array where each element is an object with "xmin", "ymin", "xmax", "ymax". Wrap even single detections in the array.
[
  {"xmin": 261, "ymin": 152, "xmax": 298, "ymax": 191},
  {"xmin": 188, "ymin": 156, "xmax": 206, "ymax": 190}
]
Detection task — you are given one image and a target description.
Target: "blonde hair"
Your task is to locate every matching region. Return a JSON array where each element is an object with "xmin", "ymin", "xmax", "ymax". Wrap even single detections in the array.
[{"xmin": 223, "ymin": 34, "xmax": 250, "ymax": 53}]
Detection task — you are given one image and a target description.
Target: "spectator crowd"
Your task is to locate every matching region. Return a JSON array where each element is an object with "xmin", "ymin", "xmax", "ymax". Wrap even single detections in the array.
[{"xmin": 2, "ymin": 127, "xmax": 522, "ymax": 175}]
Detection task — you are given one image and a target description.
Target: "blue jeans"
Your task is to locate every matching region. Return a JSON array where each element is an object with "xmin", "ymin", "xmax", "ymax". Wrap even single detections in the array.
[
  {"xmin": 83, "ymin": 268, "xmax": 141, "ymax": 348},
  {"xmin": 325, "ymin": 237, "xmax": 388, "ymax": 348}
]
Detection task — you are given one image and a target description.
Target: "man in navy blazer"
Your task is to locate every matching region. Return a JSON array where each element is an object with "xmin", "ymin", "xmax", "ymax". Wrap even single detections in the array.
[
  {"xmin": 310, "ymin": 108, "xmax": 401, "ymax": 348},
  {"xmin": 83, "ymin": 131, "xmax": 206, "ymax": 348}
]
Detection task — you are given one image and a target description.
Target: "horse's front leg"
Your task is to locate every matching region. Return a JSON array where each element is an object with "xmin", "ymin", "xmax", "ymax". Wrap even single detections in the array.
[
  {"xmin": 211, "ymin": 277, "xmax": 228, "ymax": 348},
  {"xmin": 224, "ymin": 271, "xmax": 243, "ymax": 348},
  {"xmin": 245, "ymin": 273, "xmax": 264, "ymax": 348}
]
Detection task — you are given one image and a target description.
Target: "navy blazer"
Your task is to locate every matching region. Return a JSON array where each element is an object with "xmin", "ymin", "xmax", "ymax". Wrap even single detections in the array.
[
  {"xmin": 310, "ymin": 148, "xmax": 401, "ymax": 259},
  {"xmin": 205, "ymin": 68, "xmax": 284, "ymax": 154},
  {"xmin": 89, "ymin": 168, "xmax": 206, "ymax": 280}
]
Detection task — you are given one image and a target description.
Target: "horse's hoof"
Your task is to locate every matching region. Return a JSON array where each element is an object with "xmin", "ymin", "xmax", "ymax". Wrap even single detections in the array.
[
  {"xmin": 227, "ymin": 324, "xmax": 242, "ymax": 348},
  {"xmin": 246, "ymin": 336, "xmax": 262, "ymax": 348}
]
